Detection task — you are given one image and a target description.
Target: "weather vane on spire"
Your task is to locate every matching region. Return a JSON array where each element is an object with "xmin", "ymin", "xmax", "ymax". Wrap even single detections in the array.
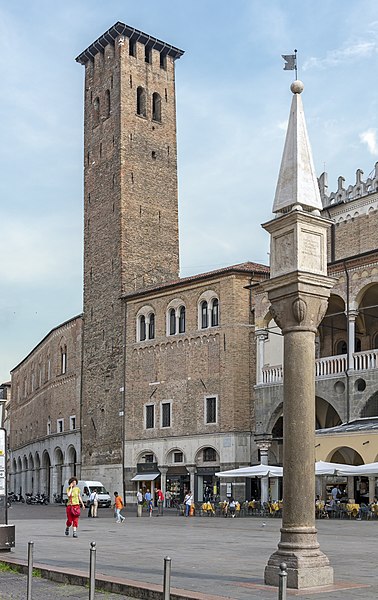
[{"xmin": 282, "ymin": 49, "xmax": 298, "ymax": 79}]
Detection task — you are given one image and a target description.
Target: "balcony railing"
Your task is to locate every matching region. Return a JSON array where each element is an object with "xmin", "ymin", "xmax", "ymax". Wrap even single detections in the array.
[{"xmin": 260, "ymin": 349, "xmax": 378, "ymax": 385}]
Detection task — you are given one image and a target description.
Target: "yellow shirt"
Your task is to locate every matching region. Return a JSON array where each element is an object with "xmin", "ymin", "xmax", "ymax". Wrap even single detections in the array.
[{"xmin": 67, "ymin": 486, "xmax": 80, "ymax": 505}]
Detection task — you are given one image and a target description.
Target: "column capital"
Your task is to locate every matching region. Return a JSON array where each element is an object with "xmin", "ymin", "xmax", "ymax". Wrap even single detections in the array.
[
  {"xmin": 263, "ymin": 272, "xmax": 335, "ymax": 334},
  {"xmin": 159, "ymin": 466, "xmax": 168, "ymax": 475},
  {"xmin": 255, "ymin": 329, "xmax": 269, "ymax": 341},
  {"xmin": 255, "ymin": 433, "xmax": 273, "ymax": 451},
  {"xmin": 186, "ymin": 464, "xmax": 196, "ymax": 474},
  {"xmin": 348, "ymin": 309, "xmax": 359, "ymax": 320}
]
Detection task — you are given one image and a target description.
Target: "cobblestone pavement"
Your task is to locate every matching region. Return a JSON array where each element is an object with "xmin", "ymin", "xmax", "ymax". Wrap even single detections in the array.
[
  {"xmin": 1, "ymin": 504, "xmax": 378, "ymax": 599},
  {"xmin": 0, "ymin": 568, "xmax": 133, "ymax": 599}
]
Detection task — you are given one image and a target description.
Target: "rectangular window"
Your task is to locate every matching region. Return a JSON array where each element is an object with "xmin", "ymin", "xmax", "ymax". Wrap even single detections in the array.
[
  {"xmin": 173, "ymin": 451, "xmax": 183, "ymax": 463},
  {"xmin": 145, "ymin": 404, "xmax": 155, "ymax": 429},
  {"xmin": 161, "ymin": 402, "xmax": 171, "ymax": 428},
  {"xmin": 205, "ymin": 396, "xmax": 217, "ymax": 424},
  {"xmin": 144, "ymin": 453, "xmax": 154, "ymax": 463},
  {"xmin": 57, "ymin": 418, "xmax": 64, "ymax": 433},
  {"xmin": 70, "ymin": 415, "xmax": 76, "ymax": 430}
]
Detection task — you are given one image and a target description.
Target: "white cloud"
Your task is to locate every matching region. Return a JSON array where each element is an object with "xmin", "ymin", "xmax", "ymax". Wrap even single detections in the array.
[
  {"xmin": 303, "ymin": 40, "xmax": 378, "ymax": 70},
  {"xmin": 360, "ymin": 129, "xmax": 378, "ymax": 155}
]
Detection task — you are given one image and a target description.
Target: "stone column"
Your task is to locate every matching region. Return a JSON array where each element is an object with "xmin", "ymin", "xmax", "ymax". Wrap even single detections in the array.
[
  {"xmin": 186, "ymin": 465, "xmax": 196, "ymax": 499},
  {"xmin": 255, "ymin": 435, "xmax": 272, "ymax": 505},
  {"xmin": 159, "ymin": 466, "xmax": 168, "ymax": 506},
  {"xmin": 263, "ymin": 282, "xmax": 334, "ymax": 588},
  {"xmin": 255, "ymin": 330, "xmax": 269, "ymax": 384},
  {"xmin": 347, "ymin": 310, "xmax": 358, "ymax": 370},
  {"xmin": 368, "ymin": 476, "xmax": 376, "ymax": 503}
]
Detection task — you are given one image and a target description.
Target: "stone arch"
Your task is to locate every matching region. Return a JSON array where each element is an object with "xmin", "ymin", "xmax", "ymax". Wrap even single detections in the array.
[
  {"xmin": 136, "ymin": 449, "xmax": 157, "ymax": 464},
  {"xmin": 53, "ymin": 447, "xmax": 64, "ymax": 497},
  {"xmin": 354, "ymin": 283, "xmax": 378, "ymax": 348},
  {"xmin": 165, "ymin": 447, "xmax": 185, "ymax": 464},
  {"xmin": 28, "ymin": 453, "xmax": 35, "ymax": 494},
  {"xmin": 326, "ymin": 446, "xmax": 364, "ymax": 465},
  {"xmin": 360, "ymin": 390, "xmax": 378, "ymax": 417},
  {"xmin": 41, "ymin": 450, "xmax": 51, "ymax": 496},
  {"xmin": 66, "ymin": 445, "xmax": 77, "ymax": 478},
  {"xmin": 315, "ymin": 397, "xmax": 342, "ymax": 429},
  {"xmin": 195, "ymin": 445, "xmax": 219, "ymax": 465},
  {"xmin": 16, "ymin": 457, "xmax": 22, "ymax": 495},
  {"xmin": 318, "ymin": 294, "xmax": 346, "ymax": 358}
]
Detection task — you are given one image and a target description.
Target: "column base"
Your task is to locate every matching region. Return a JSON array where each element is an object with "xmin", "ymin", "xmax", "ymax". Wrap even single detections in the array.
[{"xmin": 264, "ymin": 527, "xmax": 334, "ymax": 589}]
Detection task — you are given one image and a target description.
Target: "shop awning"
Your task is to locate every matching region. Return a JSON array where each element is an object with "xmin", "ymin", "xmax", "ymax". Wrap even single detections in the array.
[{"xmin": 131, "ymin": 473, "xmax": 160, "ymax": 481}]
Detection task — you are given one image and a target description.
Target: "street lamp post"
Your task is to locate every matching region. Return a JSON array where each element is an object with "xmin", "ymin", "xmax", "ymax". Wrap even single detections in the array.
[{"xmin": 0, "ymin": 398, "xmax": 15, "ymax": 551}]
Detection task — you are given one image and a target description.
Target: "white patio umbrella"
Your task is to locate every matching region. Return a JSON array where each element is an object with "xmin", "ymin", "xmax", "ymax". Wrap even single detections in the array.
[
  {"xmin": 344, "ymin": 462, "xmax": 378, "ymax": 476},
  {"xmin": 215, "ymin": 463, "xmax": 283, "ymax": 478},
  {"xmin": 315, "ymin": 461, "xmax": 359, "ymax": 476}
]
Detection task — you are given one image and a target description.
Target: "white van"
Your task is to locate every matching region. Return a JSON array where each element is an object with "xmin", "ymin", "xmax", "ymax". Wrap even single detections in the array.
[{"xmin": 62, "ymin": 480, "xmax": 111, "ymax": 508}]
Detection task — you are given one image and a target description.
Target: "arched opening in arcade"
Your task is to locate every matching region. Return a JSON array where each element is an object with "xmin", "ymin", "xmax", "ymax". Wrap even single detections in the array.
[
  {"xmin": 326, "ymin": 446, "xmax": 368, "ymax": 503},
  {"xmin": 54, "ymin": 447, "xmax": 64, "ymax": 497},
  {"xmin": 41, "ymin": 451, "xmax": 51, "ymax": 497}
]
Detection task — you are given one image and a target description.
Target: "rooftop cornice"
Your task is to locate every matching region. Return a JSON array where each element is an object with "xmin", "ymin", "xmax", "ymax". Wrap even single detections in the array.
[{"xmin": 75, "ymin": 21, "xmax": 184, "ymax": 65}]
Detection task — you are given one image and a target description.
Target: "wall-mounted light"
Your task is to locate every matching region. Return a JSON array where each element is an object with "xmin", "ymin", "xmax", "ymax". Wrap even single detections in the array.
[
  {"xmin": 362, "ymin": 441, "xmax": 370, "ymax": 445},
  {"xmin": 315, "ymin": 443, "xmax": 320, "ymax": 448}
]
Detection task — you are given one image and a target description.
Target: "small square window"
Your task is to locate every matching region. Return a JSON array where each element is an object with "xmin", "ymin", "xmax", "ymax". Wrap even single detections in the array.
[
  {"xmin": 144, "ymin": 454, "xmax": 154, "ymax": 463},
  {"xmin": 145, "ymin": 405, "xmax": 155, "ymax": 429},
  {"xmin": 57, "ymin": 419, "xmax": 64, "ymax": 433},
  {"xmin": 173, "ymin": 451, "xmax": 183, "ymax": 463},
  {"xmin": 203, "ymin": 448, "xmax": 217, "ymax": 462}
]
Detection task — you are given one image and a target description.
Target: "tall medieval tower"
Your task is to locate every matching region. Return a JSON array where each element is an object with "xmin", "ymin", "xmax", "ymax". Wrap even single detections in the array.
[{"xmin": 76, "ymin": 23, "xmax": 184, "ymax": 487}]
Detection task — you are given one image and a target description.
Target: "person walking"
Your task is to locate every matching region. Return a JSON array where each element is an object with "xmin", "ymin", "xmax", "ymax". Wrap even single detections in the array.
[
  {"xmin": 65, "ymin": 477, "xmax": 85, "ymax": 538},
  {"xmin": 184, "ymin": 491, "xmax": 193, "ymax": 517},
  {"xmin": 114, "ymin": 491, "xmax": 125, "ymax": 523},
  {"xmin": 156, "ymin": 488, "xmax": 164, "ymax": 516},
  {"xmin": 144, "ymin": 489, "xmax": 153, "ymax": 515},
  {"xmin": 90, "ymin": 488, "xmax": 98, "ymax": 518}
]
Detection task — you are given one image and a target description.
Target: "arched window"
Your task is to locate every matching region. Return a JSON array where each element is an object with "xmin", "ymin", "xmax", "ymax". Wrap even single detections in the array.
[
  {"xmin": 105, "ymin": 89, "xmax": 111, "ymax": 118},
  {"xmin": 137, "ymin": 87, "xmax": 146, "ymax": 117},
  {"xmin": 336, "ymin": 340, "xmax": 347, "ymax": 355},
  {"xmin": 179, "ymin": 306, "xmax": 186, "ymax": 334},
  {"xmin": 139, "ymin": 316, "xmax": 146, "ymax": 341},
  {"xmin": 93, "ymin": 97, "xmax": 100, "ymax": 126},
  {"xmin": 61, "ymin": 345, "xmax": 67, "ymax": 375},
  {"xmin": 152, "ymin": 92, "xmax": 161, "ymax": 122},
  {"xmin": 169, "ymin": 308, "xmax": 176, "ymax": 335},
  {"xmin": 148, "ymin": 313, "xmax": 155, "ymax": 340},
  {"xmin": 211, "ymin": 298, "xmax": 219, "ymax": 327},
  {"xmin": 201, "ymin": 301, "xmax": 208, "ymax": 329}
]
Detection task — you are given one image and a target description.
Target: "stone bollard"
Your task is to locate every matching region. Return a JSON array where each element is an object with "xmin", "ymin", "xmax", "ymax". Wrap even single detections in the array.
[{"xmin": 137, "ymin": 503, "xmax": 143, "ymax": 517}]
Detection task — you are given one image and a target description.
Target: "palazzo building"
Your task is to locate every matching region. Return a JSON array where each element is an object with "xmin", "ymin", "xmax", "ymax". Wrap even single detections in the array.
[{"xmin": 7, "ymin": 21, "xmax": 378, "ymax": 504}]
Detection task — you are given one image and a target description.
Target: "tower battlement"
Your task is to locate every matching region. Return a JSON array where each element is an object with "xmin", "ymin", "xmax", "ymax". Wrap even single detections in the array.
[{"xmin": 76, "ymin": 21, "xmax": 184, "ymax": 66}]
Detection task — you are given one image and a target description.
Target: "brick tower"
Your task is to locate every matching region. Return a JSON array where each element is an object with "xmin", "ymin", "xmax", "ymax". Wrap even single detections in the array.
[{"xmin": 76, "ymin": 23, "xmax": 184, "ymax": 488}]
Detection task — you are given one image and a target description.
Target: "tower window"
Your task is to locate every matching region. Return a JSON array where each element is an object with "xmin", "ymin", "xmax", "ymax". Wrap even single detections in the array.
[
  {"xmin": 152, "ymin": 92, "xmax": 161, "ymax": 122},
  {"xmin": 93, "ymin": 97, "xmax": 100, "ymax": 126},
  {"xmin": 105, "ymin": 89, "xmax": 111, "ymax": 118},
  {"xmin": 137, "ymin": 87, "xmax": 146, "ymax": 117},
  {"xmin": 61, "ymin": 346, "xmax": 67, "ymax": 375},
  {"xmin": 160, "ymin": 53, "xmax": 167, "ymax": 69},
  {"xmin": 129, "ymin": 38, "xmax": 136, "ymax": 57},
  {"xmin": 145, "ymin": 45, "xmax": 152, "ymax": 63}
]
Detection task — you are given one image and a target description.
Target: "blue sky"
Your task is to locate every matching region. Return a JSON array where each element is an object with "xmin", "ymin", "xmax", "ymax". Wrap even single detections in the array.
[{"xmin": 1, "ymin": 0, "xmax": 378, "ymax": 382}]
